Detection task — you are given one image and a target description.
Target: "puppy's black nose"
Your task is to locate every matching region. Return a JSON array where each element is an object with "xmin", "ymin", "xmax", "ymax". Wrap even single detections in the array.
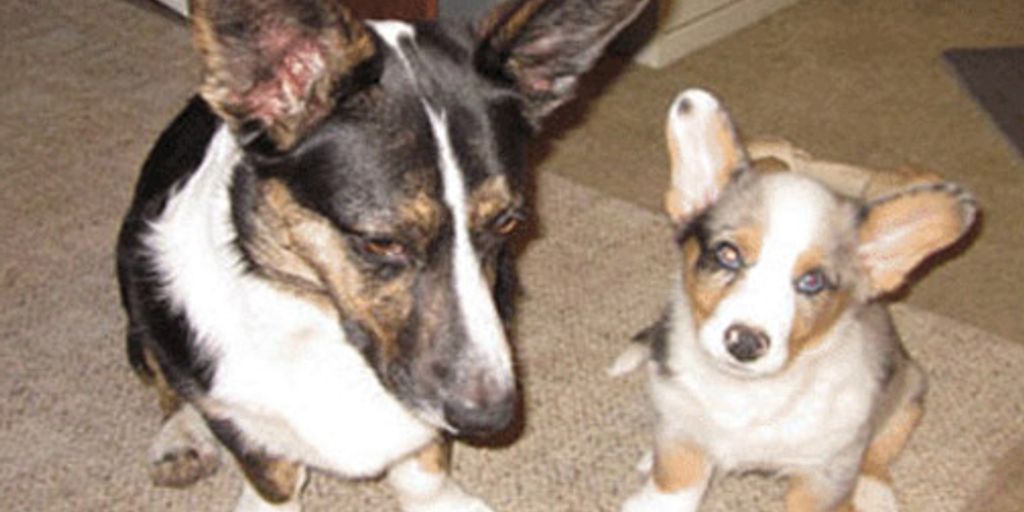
[{"xmin": 724, "ymin": 324, "xmax": 770, "ymax": 362}]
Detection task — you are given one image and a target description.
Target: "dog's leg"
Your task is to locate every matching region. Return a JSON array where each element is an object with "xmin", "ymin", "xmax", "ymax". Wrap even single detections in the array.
[
  {"xmin": 148, "ymin": 402, "xmax": 223, "ymax": 487},
  {"xmin": 144, "ymin": 345, "xmax": 222, "ymax": 487},
  {"xmin": 852, "ymin": 398, "xmax": 924, "ymax": 512},
  {"xmin": 387, "ymin": 440, "xmax": 493, "ymax": 512},
  {"xmin": 233, "ymin": 455, "xmax": 306, "ymax": 512},
  {"xmin": 201, "ymin": 417, "xmax": 307, "ymax": 512},
  {"xmin": 622, "ymin": 441, "xmax": 711, "ymax": 512}
]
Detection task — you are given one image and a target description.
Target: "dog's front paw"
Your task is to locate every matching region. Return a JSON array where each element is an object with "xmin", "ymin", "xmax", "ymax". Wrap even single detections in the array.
[
  {"xmin": 399, "ymin": 483, "xmax": 495, "ymax": 512},
  {"xmin": 148, "ymin": 405, "xmax": 222, "ymax": 487}
]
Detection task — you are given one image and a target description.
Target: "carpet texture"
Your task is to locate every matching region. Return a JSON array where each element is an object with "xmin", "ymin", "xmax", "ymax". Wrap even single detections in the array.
[
  {"xmin": 943, "ymin": 46, "xmax": 1024, "ymax": 158},
  {"xmin": 2, "ymin": 1, "xmax": 1021, "ymax": 510},
  {"xmin": 2, "ymin": 170, "xmax": 1023, "ymax": 511}
]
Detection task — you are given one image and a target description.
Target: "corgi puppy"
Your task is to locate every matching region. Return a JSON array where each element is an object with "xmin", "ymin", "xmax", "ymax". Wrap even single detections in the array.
[
  {"xmin": 611, "ymin": 89, "xmax": 978, "ymax": 512},
  {"xmin": 115, "ymin": 0, "xmax": 650, "ymax": 510}
]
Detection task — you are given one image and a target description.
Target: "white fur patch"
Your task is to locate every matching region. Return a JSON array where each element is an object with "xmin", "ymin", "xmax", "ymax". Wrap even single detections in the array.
[
  {"xmin": 387, "ymin": 455, "xmax": 495, "ymax": 512},
  {"xmin": 853, "ymin": 475, "xmax": 900, "ymax": 512},
  {"xmin": 621, "ymin": 477, "xmax": 708, "ymax": 512},
  {"xmin": 425, "ymin": 104, "xmax": 513, "ymax": 389}
]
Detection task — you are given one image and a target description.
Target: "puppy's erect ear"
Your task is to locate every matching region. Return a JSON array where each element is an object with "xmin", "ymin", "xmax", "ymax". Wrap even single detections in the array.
[
  {"xmin": 190, "ymin": 0, "xmax": 376, "ymax": 151},
  {"xmin": 857, "ymin": 182, "xmax": 978, "ymax": 297},
  {"xmin": 664, "ymin": 89, "xmax": 748, "ymax": 225},
  {"xmin": 475, "ymin": 0, "xmax": 651, "ymax": 126}
]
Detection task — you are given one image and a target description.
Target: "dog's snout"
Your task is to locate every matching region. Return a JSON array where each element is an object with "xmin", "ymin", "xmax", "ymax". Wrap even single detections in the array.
[
  {"xmin": 443, "ymin": 374, "xmax": 517, "ymax": 438},
  {"xmin": 724, "ymin": 324, "xmax": 770, "ymax": 363}
]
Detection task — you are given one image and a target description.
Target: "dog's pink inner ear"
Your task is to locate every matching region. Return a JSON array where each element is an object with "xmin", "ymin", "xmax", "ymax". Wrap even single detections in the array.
[
  {"xmin": 857, "ymin": 184, "xmax": 977, "ymax": 296},
  {"xmin": 475, "ymin": 0, "xmax": 651, "ymax": 126},
  {"xmin": 191, "ymin": 0, "xmax": 375, "ymax": 150}
]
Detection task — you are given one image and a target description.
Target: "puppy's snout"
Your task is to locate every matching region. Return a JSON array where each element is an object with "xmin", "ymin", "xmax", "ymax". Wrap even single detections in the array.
[{"xmin": 724, "ymin": 324, "xmax": 770, "ymax": 363}]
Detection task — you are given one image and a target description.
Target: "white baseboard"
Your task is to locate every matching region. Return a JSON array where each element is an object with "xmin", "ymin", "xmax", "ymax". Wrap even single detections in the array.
[
  {"xmin": 153, "ymin": 0, "xmax": 188, "ymax": 16},
  {"xmin": 633, "ymin": 0, "xmax": 800, "ymax": 68}
]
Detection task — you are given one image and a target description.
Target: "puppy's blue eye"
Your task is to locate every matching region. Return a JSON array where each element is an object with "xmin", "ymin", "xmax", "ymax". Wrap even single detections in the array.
[
  {"xmin": 795, "ymin": 269, "xmax": 828, "ymax": 295},
  {"xmin": 713, "ymin": 242, "xmax": 743, "ymax": 271}
]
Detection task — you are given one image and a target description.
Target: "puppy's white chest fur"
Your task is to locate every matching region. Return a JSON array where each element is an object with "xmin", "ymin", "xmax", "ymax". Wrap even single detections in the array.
[
  {"xmin": 653, "ymin": 322, "xmax": 875, "ymax": 472},
  {"xmin": 147, "ymin": 128, "xmax": 435, "ymax": 477}
]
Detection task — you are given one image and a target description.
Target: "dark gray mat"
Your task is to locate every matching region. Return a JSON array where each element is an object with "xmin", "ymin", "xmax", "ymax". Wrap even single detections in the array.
[{"xmin": 944, "ymin": 46, "xmax": 1024, "ymax": 157}]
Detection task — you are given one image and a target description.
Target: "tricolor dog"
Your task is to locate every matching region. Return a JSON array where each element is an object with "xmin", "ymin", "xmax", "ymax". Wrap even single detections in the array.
[
  {"xmin": 611, "ymin": 89, "xmax": 977, "ymax": 512},
  {"xmin": 115, "ymin": 0, "xmax": 648, "ymax": 510}
]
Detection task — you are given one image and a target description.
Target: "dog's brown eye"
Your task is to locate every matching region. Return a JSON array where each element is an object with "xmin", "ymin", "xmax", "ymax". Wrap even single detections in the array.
[
  {"xmin": 492, "ymin": 209, "xmax": 525, "ymax": 236},
  {"xmin": 361, "ymin": 237, "xmax": 407, "ymax": 261},
  {"xmin": 495, "ymin": 216, "xmax": 520, "ymax": 235},
  {"xmin": 795, "ymin": 269, "xmax": 829, "ymax": 295},
  {"xmin": 713, "ymin": 242, "xmax": 743, "ymax": 271}
]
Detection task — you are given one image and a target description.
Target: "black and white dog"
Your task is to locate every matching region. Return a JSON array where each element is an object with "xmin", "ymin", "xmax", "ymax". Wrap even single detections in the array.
[{"xmin": 116, "ymin": 0, "xmax": 648, "ymax": 510}]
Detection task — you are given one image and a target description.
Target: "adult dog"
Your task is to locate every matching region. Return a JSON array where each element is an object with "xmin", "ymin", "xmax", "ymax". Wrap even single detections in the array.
[{"xmin": 116, "ymin": 0, "xmax": 648, "ymax": 510}]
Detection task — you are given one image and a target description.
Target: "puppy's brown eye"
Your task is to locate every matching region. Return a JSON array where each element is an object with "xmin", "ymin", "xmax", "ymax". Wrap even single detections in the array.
[{"xmin": 713, "ymin": 242, "xmax": 743, "ymax": 271}]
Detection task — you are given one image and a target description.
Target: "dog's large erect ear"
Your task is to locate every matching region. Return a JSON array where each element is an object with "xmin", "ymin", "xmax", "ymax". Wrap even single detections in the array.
[
  {"xmin": 475, "ymin": 0, "xmax": 651, "ymax": 126},
  {"xmin": 190, "ymin": 0, "xmax": 376, "ymax": 150},
  {"xmin": 663, "ymin": 88, "xmax": 748, "ymax": 225},
  {"xmin": 857, "ymin": 182, "xmax": 978, "ymax": 297}
]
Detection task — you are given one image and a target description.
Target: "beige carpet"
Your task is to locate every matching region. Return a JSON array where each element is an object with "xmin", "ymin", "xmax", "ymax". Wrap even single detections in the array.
[
  {"xmin": 2, "ymin": 0, "xmax": 1022, "ymax": 510},
  {"xmin": 2, "ymin": 169, "xmax": 1023, "ymax": 510}
]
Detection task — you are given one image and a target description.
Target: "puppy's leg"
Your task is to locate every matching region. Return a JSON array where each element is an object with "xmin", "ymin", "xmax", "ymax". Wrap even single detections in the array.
[
  {"xmin": 387, "ymin": 440, "xmax": 493, "ymax": 512},
  {"xmin": 852, "ymin": 398, "xmax": 925, "ymax": 512},
  {"xmin": 622, "ymin": 441, "xmax": 711, "ymax": 512},
  {"xmin": 785, "ymin": 473, "xmax": 858, "ymax": 512}
]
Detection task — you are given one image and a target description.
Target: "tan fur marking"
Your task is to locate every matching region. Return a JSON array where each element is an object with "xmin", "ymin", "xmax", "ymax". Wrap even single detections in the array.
[
  {"xmin": 238, "ymin": 453, "xmax": 303, "ymax": 504},
  {"xmin": 712, "ymin": 115, "xmax": 744, "ymax": 191},
  {"xmin": 142, "ymin": 346, "xmax": 183, "ymax": 419},
  {"xmin": 398, "ymin": 190, "xmax": 441, "ymax": 244},
  {"xmin": 251, "ymin": 180, "xmax": 415, "ymax": 362},
  {"xmin": 730, "ymin": 225, "xmax": 763, "ymax": 266},
  {"xmin": 682, "ymin": 239, "xmax": 726, "ymax": 328},
  {"xmin": 415, "ymin": 440, "xmax": 452, "ymax": 475},
  {"xmin": 786, "ymin": 477, "xmax": 854, "ymax": 512},
  {"xmin": 469, "ymin": 175, "xmax": 514, "ymax": 229},
  {"xmin": 653, "ymin": 441, "xmax": 706, "ymax": 493},
  {"xmin": 862, "ymin": 401, "xmax": 924, "ymax": 482}
]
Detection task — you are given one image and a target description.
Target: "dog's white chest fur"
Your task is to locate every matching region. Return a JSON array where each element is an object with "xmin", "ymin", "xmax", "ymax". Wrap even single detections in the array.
[
  {"xmin": 653, "ymin": 321, "xmax": 875, "ymax": 472},
  {"xmin": 147, "ymin": 127, "xmax": 435, "ymax": 477}
]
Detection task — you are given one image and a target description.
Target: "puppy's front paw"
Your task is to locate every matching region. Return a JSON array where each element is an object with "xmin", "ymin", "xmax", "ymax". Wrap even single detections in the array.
[
  {"xmin": 621, "ymin": 480, "xmax": 702, "ymax": 512},
  {"xmin": 853, "ymin": 475, "xmax": 899, "ymax": 512},
  {"xmin": 148, "ymin": 405, "xmax": 221, "ymax": 487}
]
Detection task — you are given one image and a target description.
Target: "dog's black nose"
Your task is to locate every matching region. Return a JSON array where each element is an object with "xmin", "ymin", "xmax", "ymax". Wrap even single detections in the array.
[
  {"xmin": 724, "ymin": 324, "xmax": 770, "ymax": 362},
  {"xmin": 443, "ymin": 379, "xmax": 517, "ymax": 438}
]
